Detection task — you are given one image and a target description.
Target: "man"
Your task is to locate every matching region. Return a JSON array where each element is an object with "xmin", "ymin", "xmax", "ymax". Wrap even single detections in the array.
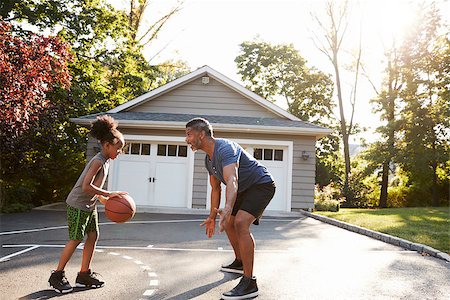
[{"xmin": 185, "ymin": 117, "xmax": 276, "ymax": 300}]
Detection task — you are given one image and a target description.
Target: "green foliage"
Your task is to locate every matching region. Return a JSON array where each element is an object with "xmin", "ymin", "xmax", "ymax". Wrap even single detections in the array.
[
  {"xmin": 1, "ymin": 180, "xmax": 36, "ymax": 213},
  {"xmin": 235, "ymin": 40, "xmax": 335, "ymax": 125},
  {"xmin": 0, "ymin": 0, "xmax": 189, "ymax": 212},
  {"xmin": 235, "ymin": 40, "xmax": 341, "ymax": 190},
  {"xmin": 316, "ymin": 133, "xmax": 343, "ymax": 187},
  {"xmin": 314, "ymin": 184, "xmax": 344, "ymax": 212},
  {"xmin": 395, "ymin": 4, "xmax": 450, "ymax": 206}
]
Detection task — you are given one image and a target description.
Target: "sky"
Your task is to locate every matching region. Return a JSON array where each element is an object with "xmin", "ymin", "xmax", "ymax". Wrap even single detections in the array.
[{"xmin": 118, "ymin": 0, "xmax": 449, "ymax": 144}]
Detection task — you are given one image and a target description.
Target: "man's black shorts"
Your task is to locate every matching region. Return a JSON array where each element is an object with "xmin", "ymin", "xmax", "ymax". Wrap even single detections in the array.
[{"xmin": 232, "ymin": 181, "xmax": 276, "ymax": 225}]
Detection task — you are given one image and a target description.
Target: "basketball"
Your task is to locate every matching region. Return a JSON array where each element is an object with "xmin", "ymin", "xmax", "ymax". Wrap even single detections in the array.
[{"xmin": 105, "ymin": 194, "xmax": 136, "ymax": 223}]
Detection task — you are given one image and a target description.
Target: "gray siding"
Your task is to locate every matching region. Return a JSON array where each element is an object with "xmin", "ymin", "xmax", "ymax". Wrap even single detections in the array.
[
  {"xmin": 291, "ymin": 137, "xmax": 316, "ymax": 210},
  {"xmin": 192, "ymin": 152, "xmax": 208, "ymax": 209},
  {"xmin": 191, "ymin": 131, "xmax": 316, "ymax": 211},
  {"xmin": 129, "ymin": 77, "xmax": 279, "ymax": 118},
  {"xmin": 85, "ymin": 127, "xmax": 317, "ymax": 211}
]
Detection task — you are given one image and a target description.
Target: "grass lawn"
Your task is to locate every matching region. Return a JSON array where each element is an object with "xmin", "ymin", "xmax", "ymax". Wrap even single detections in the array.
[{"xmin": 315, "ymin": 207, "xmax": 450, "ymax": 254}]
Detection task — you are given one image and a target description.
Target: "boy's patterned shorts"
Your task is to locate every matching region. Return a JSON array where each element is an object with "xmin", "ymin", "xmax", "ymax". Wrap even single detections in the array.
[{"xmin": 67, "ymin": 205, "xmax": 99, "ymax": 241}]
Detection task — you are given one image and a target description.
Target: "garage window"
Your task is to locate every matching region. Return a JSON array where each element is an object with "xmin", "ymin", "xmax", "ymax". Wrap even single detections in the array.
[
  {"xmin": 254, "ymin": 148, "xmax": 283, "ymax": 161},
  {"xmin": 158, "ymin": 144, "xmax": 188, "ymax": 157},
  {"xmin": 122, "ymin": 143, "xmax": 151, "ymax": 155}
]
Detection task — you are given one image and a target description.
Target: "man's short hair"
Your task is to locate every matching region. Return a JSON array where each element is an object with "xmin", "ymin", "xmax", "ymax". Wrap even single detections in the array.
[{"xmin": 186, "ymin": 117, "xmax": 213, "ymax": 137}]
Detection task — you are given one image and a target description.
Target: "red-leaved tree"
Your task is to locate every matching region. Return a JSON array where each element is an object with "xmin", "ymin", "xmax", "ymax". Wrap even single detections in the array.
[{"xmin": 0, "ymin": 20, "xmax": 73, "ymax": 137}]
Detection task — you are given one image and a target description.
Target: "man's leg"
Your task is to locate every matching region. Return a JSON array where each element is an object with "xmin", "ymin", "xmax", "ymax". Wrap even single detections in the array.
[
  {"xmin": 224, "ymin": 215, "xmax": 241, "ymax": 260},
  {"xmin": 234, "ymin": 210, "xmax": 256, "ymax": 277}
]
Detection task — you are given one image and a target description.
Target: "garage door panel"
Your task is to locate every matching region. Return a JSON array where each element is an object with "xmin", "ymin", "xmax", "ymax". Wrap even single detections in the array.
[
  {"xmin": 113, "ymin": 159, "xmax": 151, "ymax": 206},
  {"xmin": 265, "ymin": 166, "xmax": 286, "ymax": 211},
  {"xmin": 153, "ymin": 161, "xmax": 187, "ymax": 207},
  {"xmin": 110, "ymin": 141, "xmax": 191, "ymax": 208}
]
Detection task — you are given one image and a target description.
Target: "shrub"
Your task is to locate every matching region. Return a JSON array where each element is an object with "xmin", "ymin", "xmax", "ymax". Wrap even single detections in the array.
[
  {"xmin": 1, "ymin": 180, "xmax": 36, "ymax": 213},
  {"xmin": 314, "ymin": 184, "xmax": 344, "ymax": 212}
]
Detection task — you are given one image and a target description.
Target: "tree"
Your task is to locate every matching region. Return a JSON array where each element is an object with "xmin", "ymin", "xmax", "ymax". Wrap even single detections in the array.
[
  {"xmin": 128, "ymin": 0, "xmax": 183, "ymax": 47},
  {"xmin": 235, "ymin": 40, "xmax": 340, "ymax": 189},
  {"xmin": 366, "ymin": 45, "xmax": 403, "ymax": 208},
  {"xmin": 397, "ymin": 3, "xmax": 449, "ymax": 206},
  {"xmin": 310, "ymin": 0, "xmax": 363, "ymax": 201},
  {"xmin": 235, "ymin": 41, "xmax": 334, "ymax": 125},
  {"xmin": 0, "ymin": 20, "xmax": 72, "ymax": 137},
  {"xmin": 0, "ymin": 20, "xmax": 73, "ymax": 210},
  {"xmin": 0, "ymin": 0, "xmax": 189, "ymax": 211}
]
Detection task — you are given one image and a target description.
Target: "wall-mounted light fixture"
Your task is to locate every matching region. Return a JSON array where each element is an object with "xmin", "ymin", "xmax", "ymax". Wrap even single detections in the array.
[
  {"xmin": 301, "ymin": 150, "xmax": 310, "ymax": 161},
  {"xmin": 202, "ymin": 76, "xmax": 210, "ymax": 85}
]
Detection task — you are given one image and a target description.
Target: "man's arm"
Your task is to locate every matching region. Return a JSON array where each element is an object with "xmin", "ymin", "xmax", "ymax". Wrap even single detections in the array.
[
  {"xmin": 210, "ymin": 175, "xmax": 222, "ymax": 218},
  {"xmin": 216, "ymin": 162, "xmax": 239, "ymax": 232},
  {"xmin": 200, "ymin": 175, "xmax": 222, "ymax": 238}
]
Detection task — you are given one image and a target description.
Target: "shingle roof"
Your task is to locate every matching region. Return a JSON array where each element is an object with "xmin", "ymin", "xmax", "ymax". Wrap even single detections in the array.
[
  {"xmin": 74, "ymin": 111, "xmax": 326, "ymax": 130},
  {"xmin": 71, "ymin": 111, "xmax": 333, "ymax": 137}
]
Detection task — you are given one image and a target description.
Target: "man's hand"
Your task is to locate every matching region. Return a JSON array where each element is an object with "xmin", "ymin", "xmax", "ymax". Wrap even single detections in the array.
[
  {"xmin": 215, "ymin": 206, "xmax": 232, "ymax": 233},
  {"xmin": 200, "ymin": 217, "xmax": 216, "ymax": 238}
]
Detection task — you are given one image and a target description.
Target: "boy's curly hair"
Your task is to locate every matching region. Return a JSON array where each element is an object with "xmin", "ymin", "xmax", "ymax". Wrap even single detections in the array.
[{"xmin": 90, "ymin": 115, "xmax": 122, "ymax": 145}]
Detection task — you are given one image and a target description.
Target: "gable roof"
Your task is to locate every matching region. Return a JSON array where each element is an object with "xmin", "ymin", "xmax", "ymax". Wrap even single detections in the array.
[
  {"xmin": 108, "ymin": 65, "xmax": 300, "ymax": 121},
  {"xmin": 71, "ymin": 112, "xmax": 332, "ymax": 138}
]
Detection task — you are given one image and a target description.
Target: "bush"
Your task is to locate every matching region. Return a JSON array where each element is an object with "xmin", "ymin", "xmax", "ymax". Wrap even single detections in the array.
[
  {"xmin": 1, "ymin": 180, "xmax": 36, "ymax": 213},
  {"xmin": 314, "ymin": 184, "xmax": 344, "ymax": 212},
  {"xmin": 387, "ymin": 185, "xmax": 409, "ymax": 208}
]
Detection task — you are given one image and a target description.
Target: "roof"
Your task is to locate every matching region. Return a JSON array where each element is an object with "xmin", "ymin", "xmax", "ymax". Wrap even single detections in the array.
[
  {"xmin": 71, "ymin": 112, "xmax": 333, "ymax": 138},
  {"xmin": 72, "ymin": 65, "xmax": 333, "ymax": 138},
  {"xmin": 108, "ymin": 65, "xmax": 300, "ymax": 121}
]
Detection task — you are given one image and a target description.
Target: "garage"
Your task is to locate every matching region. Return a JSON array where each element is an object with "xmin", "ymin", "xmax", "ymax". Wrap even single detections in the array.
[
  {"xmin": 107, "ymin": 136, "xmax": 194, "ymax": 208},
  {"xmin": 73, "ymin": 66, "xmax": 332, "ymax": 212}
]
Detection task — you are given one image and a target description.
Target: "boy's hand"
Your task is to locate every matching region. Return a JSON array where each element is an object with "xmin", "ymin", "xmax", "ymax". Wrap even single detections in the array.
[
  {"xmin": 96, "ymin": 195, "xmax": 108, "ymax": 205},
  {"xmin": 108, "ymin": 191, "xmax": 128, "ymax": 198}
]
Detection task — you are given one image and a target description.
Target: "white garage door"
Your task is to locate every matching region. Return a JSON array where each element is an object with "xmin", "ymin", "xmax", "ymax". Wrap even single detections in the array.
[
  {"xmin": 109, "ymin": 140, "xmax": 193, "ymax": 208},
  {"xmin": 207, "ymin": 143, "xmax": 291, "ymax": 212}
]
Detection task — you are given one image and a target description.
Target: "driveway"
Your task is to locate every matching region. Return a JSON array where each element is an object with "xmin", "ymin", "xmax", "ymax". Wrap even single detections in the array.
[{"xmin": 1, "ymin": 208, "xmax": 449, "ymax": 299}]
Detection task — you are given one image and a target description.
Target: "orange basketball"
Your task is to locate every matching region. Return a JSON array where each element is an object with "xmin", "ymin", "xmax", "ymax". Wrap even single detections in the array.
[{"xmin": 105, "ymin": 194, "xmax": 136, "ymax": 223}]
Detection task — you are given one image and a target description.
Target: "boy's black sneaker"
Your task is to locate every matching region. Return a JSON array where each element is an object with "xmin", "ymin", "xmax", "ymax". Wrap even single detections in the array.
[
  {"xmin": 221, "ymin": 258, "xmax": 244, "ymax": 274},
  {"xmin": 75, "ymin": 269, "xmax": 104, "ymax": 288},
  {"xmin": 48, "ymin": 270, "xmax": 73, "ymax": 293},
  {"xmin": 222, "ymin": 275, "xmax": 258, "ymax": 299}
]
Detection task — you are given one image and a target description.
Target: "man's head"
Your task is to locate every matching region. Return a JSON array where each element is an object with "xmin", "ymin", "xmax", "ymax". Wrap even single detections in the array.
[{"xmin": 185, "ymin": 117, "xmax": 213, "ymax": 151}]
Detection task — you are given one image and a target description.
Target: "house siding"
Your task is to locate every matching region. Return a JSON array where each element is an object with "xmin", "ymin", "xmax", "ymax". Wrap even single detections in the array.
[
  {"xmin": 192, "ymin": 131, "xmax": 316, "ymax": 211},
  {"xmin": 84, "ymin": 127, "xmax": 317, "ymax": 211},
  {"xmin": 128, "ymin": 77, "xmax": 279, "ymax": 118}
]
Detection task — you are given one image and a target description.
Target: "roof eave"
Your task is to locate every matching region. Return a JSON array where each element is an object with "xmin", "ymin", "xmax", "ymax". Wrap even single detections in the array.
[{"xmin": 70, "ymin": 118, "xmax": 333, "ymax": 138}]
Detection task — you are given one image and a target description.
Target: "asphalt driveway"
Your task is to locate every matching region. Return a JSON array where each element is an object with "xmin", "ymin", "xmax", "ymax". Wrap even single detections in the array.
[{"xmin": 1, "ymin": 207, "xmax": 449, "ymax": 299}]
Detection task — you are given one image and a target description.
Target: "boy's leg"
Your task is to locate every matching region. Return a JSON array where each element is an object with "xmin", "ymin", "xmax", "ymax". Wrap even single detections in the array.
[
  {"xmin": 80, "ymin": 231, "xmax": 98, "ymax": 272},
  {"xmin": 56, "ymin": 240, "xmax": 82, "ymax": 271},
  {"xmin": 80, "ymin": 208, "xmax": 99, "ymax": 272}
]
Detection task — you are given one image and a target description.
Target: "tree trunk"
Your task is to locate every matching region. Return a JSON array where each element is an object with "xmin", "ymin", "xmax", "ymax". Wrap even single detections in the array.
[
  {"xmin": 431, "ymin": 142, "xmax": 439, "ymax": 206},
  {"xmin": 379, "ymin": 161, "xmax": 389, "ymax": 208},
  {"xmin": 332, "ymin": 51, "xmax": 351, "ymax": 195}
]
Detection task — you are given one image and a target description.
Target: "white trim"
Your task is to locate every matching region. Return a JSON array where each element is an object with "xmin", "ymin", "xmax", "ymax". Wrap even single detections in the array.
[
  {"xmin": 205, "ymin": 138, "xmax": 293, "ymax": 212},
  {"xmin": 108, "ymin": 135, "xmax": 194, "ymax": 209},
  {"xmin": 107, "ymin": 65, "xmax": 300, "ymax": 121}
]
